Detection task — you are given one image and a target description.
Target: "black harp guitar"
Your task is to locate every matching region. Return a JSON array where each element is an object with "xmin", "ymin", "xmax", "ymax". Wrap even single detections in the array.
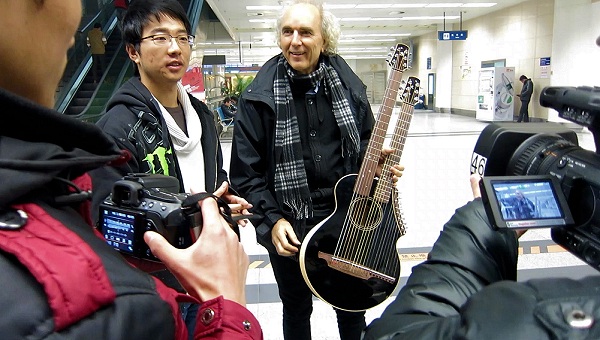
[{"xmin": 299, "ymin": 43, "xmax": 420, "ymax": 311}]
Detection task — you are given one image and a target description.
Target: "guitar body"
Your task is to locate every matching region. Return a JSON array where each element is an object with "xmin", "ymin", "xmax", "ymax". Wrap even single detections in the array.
[{"xmin": 299, "ymin": 174, "xmax": 403, "ymax": 312}]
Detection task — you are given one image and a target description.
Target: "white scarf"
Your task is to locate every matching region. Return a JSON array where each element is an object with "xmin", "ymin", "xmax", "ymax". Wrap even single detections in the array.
[{"xmin": 155, "ymin": 82, "xmax": 205, "ymax": 193}]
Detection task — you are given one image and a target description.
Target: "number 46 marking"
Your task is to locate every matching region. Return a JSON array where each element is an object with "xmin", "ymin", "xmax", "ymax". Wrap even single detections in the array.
[{"xmin": 470, "ymin": 152, "xmax": 487, "ymax": 176}]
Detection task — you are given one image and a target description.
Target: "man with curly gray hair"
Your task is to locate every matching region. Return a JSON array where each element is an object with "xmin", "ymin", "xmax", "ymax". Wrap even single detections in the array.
[{"xmin": 230, "ymin": 1, "xmax": 403, "ymax": 339}]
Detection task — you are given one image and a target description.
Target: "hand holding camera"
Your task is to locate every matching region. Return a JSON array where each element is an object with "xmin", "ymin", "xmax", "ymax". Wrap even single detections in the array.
[{"xmin": 144, "ymin": 196, "xmax": 249, "ymax": 305}]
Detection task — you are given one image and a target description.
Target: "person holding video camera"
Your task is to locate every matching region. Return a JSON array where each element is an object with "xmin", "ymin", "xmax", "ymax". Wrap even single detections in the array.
[
  {"xmin": 362, "ymin": 174, "xmax": 600, "ymax": 339},
  {"xmin": 0, "ymin": 0, "xmax": 261, "ymax": 339}
]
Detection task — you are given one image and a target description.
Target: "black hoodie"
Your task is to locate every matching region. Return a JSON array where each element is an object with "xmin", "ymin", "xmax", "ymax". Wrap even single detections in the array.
[{"xmin": 90, "ymin": 77, "xmax": 228, "ymax": 222}]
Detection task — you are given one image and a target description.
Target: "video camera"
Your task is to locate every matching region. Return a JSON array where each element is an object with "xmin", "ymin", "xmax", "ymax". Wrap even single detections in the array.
[
  {"xmin": 471, "ymin": 86, "xmax": 600, "ymax": 270},
  {"xmin": 97, "ymin": 174, "xmax": 203, "ymax": 261}
]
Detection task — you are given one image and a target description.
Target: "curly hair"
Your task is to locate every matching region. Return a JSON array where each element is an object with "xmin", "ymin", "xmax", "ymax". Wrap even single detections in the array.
[{"xmin": 276, "ymin": 0, "xmax": 340, "ymax": 55}]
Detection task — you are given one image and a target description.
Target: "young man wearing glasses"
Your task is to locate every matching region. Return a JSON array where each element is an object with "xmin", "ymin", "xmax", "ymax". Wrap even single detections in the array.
[{"xmin": 91, "ymin": 0, "xmax": 251, "ymax": 334}]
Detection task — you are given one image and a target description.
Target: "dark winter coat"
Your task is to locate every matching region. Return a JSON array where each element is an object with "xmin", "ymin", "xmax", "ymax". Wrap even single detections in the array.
[
  {"xmin": 229, "ymin": 54, "xmax": 374, "ymax": 251},
  {"xmin": 0, "ymin": 87, "xmax": 261, "ymax": 339},
  {"xmin": 363, "ymin": 199, "xmax": 600, "ymax": 340}
]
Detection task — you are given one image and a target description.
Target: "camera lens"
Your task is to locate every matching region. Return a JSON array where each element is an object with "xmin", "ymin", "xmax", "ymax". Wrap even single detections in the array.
[
  {"xmin": 506, "ymin": 134, "xmax": 579, "ymax": 176},
  {"xmin": 507, "ymin": 133, "xmax": 598, "ymax": 226}
]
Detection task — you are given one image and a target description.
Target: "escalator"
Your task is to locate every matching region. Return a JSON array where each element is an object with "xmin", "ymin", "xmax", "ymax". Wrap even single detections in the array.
[{"xmin": 64, "ymin": 30, "xmax": 123, "ymax": 116}]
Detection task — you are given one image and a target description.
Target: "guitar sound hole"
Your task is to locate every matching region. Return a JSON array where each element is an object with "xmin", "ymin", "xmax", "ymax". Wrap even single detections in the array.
[{"xmin": 348, "ymin": 198, "xmax": 382, "ymax": 231}]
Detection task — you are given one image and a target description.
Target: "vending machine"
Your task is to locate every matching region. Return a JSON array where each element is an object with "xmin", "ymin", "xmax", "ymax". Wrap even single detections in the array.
[{"xmin": 476, "ymin": 67, "xmax": 515, "ymax": 121}]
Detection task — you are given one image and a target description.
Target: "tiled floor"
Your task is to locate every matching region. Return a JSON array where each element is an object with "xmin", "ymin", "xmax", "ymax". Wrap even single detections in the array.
[{"xmin": 220, "ymin": 110, "xmax": 600, "ymax": 340}]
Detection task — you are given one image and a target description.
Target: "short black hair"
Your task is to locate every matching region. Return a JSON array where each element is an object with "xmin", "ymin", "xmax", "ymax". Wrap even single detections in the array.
[
  {"xmin": 122, "ymin": 0, "xmax": 191, "ymax": 75},
  {"xmin": 519, "ymin": 75, "xmax": 528, "ymax": 81},
  {"xmin": 94, "ymin": 22, "xmax": 102, "ymax": 29}
]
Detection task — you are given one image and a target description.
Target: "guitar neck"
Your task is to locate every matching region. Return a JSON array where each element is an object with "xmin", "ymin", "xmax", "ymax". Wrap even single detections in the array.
[
  {"xmin": 354, "ymin": 68, "xmax": 404, "ymax": 197},
  {"xmin": 373, "ymin": 77, "xmax": 420, "ymax": 202}
]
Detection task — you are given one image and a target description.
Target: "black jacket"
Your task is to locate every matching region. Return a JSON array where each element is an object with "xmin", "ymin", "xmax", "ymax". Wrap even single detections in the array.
[
  {"xmin": 229, "ymin": 54, "xmax": 374, "ymax": 250},
  {"xmin": 0, "ymin": 88, "xmax": 179, "ymax": 339},
  {"xmin": 363, "ymin": 199, "xmax": 600, "ymax": 339},
  {"xmin": 90, "ymin": 77, "xmax": 228, "ymax": 221},
  {"xmin": 520, "ymin": 78, "xmax": 534, "ymax": 102}
]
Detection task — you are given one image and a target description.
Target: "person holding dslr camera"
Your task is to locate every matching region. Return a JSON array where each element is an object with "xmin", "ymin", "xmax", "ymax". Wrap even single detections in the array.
[{"xmin": 0, "ymin": 0, "xmax": 261, "ymax": 338}]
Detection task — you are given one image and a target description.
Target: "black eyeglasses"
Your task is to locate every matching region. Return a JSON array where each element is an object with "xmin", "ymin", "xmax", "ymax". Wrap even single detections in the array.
[{"xmin": 140, "ymin": 33, "xmax": 195, "ymax": 47}]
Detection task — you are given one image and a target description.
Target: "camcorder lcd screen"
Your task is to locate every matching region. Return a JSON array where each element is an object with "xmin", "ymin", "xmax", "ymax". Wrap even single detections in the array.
[
  {"xmin": 99, "ymin": 207, "xmax": 144, "ymax": 254},
  {"xmin": 480, "ymin": 175, "xmax": 574, "ymax": 229}
]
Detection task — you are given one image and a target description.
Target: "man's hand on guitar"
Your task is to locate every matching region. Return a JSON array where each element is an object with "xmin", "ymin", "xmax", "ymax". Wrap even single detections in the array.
[
  {"xmin": 377, "ymin": 147, "xmax": 405, "ymax": 183},
  {"xmin": 272, "ymin": 218, "xmax": 301, "ymax": 256}
]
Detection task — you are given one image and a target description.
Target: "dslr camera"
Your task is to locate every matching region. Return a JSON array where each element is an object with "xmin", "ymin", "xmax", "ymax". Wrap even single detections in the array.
[
  {"xmin": 98, "ymin": 174, "xmax": 201, "ymax": 261},
  {"xmin": 471, "ymin": 86, "xmax": 600, "ymax": 270}
]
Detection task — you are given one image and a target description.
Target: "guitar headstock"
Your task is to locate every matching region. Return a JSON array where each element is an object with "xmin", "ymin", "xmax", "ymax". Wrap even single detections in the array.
[
  {"xmin": 401, "ymin": 77, "xmax": 421, "ymax": 106},
  {"xmin": 386, "ymin": 43, "xmax": 409, "ymax": 72}
]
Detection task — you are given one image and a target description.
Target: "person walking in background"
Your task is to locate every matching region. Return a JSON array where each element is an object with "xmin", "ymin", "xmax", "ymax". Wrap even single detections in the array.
[
  {"xmin": 86, "ymin": 22, "xmax": 107, "ymax": 83},
  {"xmin": 114, "ymin": 0, "xmax": 128, "ymax": 33},
  {"xmin": 229, "ymin": 1, "xmax": 403, "ymax": 339},
  {"xmin": 516, "ymin": 74, "xmax": 533, "ymax": 122}
]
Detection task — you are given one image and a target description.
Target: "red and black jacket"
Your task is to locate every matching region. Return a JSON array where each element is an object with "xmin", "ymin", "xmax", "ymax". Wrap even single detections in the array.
[{"xmin": 0, "ymin": 88, "xmax": 261, "ymax": 339}]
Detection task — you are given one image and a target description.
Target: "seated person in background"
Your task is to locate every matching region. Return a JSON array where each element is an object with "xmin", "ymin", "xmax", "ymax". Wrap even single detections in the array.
[
  {"xmin": 220, "ymin": 96, "xmax": 237, "ymax": 119},
  {"xmin": 0, "ymin": 0, "xmax": 261, "ymax": 338},
  {"xmin": 230, "ymin": 95, "xmax": 239, "ymax": 111},
  {"xmin": 362, "ymin": 175, "xmax": 600, "ymax": 339}
]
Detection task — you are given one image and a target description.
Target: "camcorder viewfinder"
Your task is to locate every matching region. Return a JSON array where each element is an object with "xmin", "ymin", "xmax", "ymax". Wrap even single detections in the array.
[
  {"xmin": 479, "ymin": 175, "xmax": 574, "ymax": 230},
  {"xmin": 472, "ymin": 85, "xmax": 600, "ymax": 270}
]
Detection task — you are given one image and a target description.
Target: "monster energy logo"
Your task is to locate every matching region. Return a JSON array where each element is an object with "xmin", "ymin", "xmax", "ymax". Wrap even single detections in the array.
[{"xmin": 143, "ymin": 146, "xmax": 173, "ymax": 175}]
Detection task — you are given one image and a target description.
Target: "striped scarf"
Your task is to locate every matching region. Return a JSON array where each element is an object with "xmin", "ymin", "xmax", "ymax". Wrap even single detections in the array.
[{"xmin": 273, "ymin": 55, "xmax": 360, "ymax": 220}]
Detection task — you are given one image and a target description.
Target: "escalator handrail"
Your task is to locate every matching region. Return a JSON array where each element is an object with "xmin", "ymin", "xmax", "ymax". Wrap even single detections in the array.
[
  {"xmin": 68, "ymin": 38, "xmax": 126, "ymax": 120},
  {"xmin": 56, "ymin": 11, "xmax": 117, "ymax": 112},
  {"xmin": 187, "ymin": 0, "xmax": 204, "ymax": 33}
]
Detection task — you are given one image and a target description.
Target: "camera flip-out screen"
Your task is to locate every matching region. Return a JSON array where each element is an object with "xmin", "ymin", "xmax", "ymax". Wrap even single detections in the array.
[
  {"xmin": 480, "ymin": 175, "xmax": 574, "ymax": 229},
  {"xmin": 99, "ymin": 206, "xmax": 146, "ymax": 255}
]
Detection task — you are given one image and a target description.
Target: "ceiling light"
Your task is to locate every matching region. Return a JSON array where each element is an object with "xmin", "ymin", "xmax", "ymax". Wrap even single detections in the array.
[
  {"xmin": 426, "ymin": 3, "xmax": 464, "ymax": 7},
  {"xmin": 339, "ymin": 38, "xmax": 397, "ymax": 43},
  {"xmin": 390, "ymin": 4, "xmax": 427, "ymax": 8},
  {"xmin": 400, "ymin": 15, "xmax": 461, "ymax": 20},
  {"xmin": 461, "ymin": 3, "xmax": 496, "ymax": 7},
  {"xmin": 324, "ymin": 4, "xmax": 357, "ymax": 9},
  {"xmin": 355, "ymin": 4, "xmax": 392, "ymax": 9},
  {"xmin": 339, "ymin": 17, "xmax": 372, "ymax": 22},
  {"xmin": 343, "ymin": 33, "xmax": 411, "ymax": 37}
]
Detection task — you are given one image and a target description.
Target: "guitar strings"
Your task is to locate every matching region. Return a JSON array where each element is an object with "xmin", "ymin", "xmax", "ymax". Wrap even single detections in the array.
[
  {"xmin": 334, "ymin": 71, "xmax": 405, "ymax": 276},
  {"xmin": 335, "ymin": 78, "xmax": 419, "ymax": 280},
  {"xmin": 373, "ymin": 80, "xmax": 418, "ymax": 275},
  {"xmin": 342, "ymin": 75, "xmax": 401, "ymax": 268}
]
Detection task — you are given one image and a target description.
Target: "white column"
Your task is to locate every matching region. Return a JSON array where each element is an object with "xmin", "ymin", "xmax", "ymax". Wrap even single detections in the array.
[{"xmin": 435, "ymin": 24, "xmax": 453, "ymax": 112}]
